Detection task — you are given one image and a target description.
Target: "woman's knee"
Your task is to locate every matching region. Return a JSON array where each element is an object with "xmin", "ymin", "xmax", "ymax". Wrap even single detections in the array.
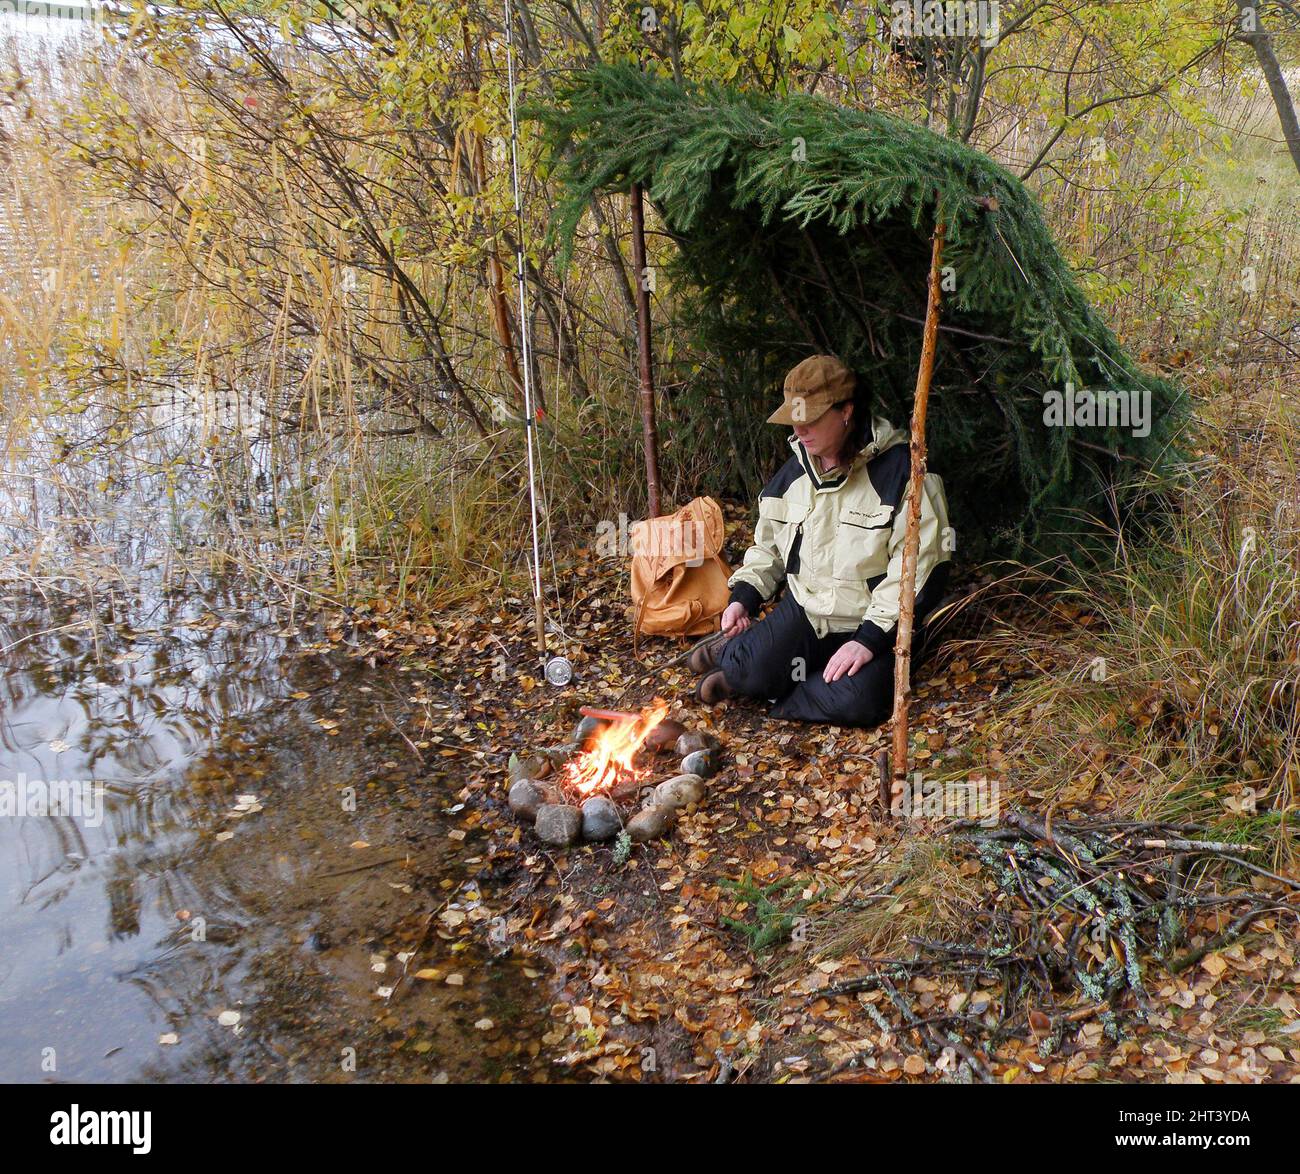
[
  {"xmin": 819, "ymin": 682, "xmax": 893, "ymax": 728},
  {"xmin": 831, "ymin": 680, "xmax": 893, "ymax": 728},
  {"xmin": 718, "ymin": 632, "xmax": 796, "ymax": 699},
  {"xmin": 773, "ymin": 662, "xmax": 894, "ymax": 727}
]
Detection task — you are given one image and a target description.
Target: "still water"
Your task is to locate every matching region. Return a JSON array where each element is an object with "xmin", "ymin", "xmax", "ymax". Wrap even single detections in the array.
[
  {"xmin": 0, "ymin": 409, "xmax": 553, "ymax": 1081},
  {"xmin": 0, "ymin": 578, "xmax": 554, "ymax": 1082}
]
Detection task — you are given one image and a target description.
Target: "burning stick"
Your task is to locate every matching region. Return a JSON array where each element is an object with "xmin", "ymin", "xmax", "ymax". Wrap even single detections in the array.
[
  {"xmin": 578, "ymin": 705, "xmax": 642, "ymax": 724},
  {"xmin": 564, "ymin": 700, "xmax": 669, "ymax": 798}
]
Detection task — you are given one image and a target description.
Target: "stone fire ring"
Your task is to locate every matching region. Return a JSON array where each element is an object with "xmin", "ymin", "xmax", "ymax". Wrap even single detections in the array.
[{"xmin": 506, "ymin": 715, "xmax": 721, "ymax": 848}]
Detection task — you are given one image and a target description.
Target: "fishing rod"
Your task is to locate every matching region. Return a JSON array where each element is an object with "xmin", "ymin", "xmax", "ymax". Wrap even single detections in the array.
[{"xmin": 503, "ymin": 0, "xmax": 571, "ymax": 688}]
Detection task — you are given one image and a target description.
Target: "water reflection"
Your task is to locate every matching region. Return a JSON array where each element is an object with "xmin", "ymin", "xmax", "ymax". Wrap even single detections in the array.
[
  {"xmin": 0, "ymin": 580, "xmax": 553, "ymax": 1083},
  {"xmin": 0, "ymin": 13, "xmax": 559, "ymax": 1083}
]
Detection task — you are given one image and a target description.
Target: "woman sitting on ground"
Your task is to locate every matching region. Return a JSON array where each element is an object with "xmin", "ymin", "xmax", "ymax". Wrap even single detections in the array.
[{"xmin": 692, "ymin": 354, "xmax": 952, "ymax": 728}]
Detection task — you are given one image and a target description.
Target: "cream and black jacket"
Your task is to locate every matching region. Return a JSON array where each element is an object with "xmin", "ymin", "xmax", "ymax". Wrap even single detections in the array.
[{"xmin": 727, "ymin": 416, "xmax": 952, "ymax": 655}]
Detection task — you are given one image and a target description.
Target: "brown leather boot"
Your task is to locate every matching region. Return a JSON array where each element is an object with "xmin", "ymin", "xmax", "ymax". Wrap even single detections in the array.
[
  {"xmin": 695, "ymin": 669, "xmax": 734, "ymax": 705},
  {"xmin": 687, "ymin": 636, "xmax": 729, "ymax": 676}
]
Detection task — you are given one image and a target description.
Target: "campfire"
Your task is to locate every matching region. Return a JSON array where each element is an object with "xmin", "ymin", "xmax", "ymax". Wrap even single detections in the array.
[
  {"xmin": 507, "ymin": 701, "xmax": 720, "ymax": 848},
  {"xmin": 560, "ymin": 700, "xmax": 669, "ymax": 799}
]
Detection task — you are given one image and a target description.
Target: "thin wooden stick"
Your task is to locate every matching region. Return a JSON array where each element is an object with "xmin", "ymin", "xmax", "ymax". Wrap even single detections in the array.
[
  {"xmin": 317, "ymin": 853, "xmax": 410, "ymax": 879},
  {"xmin": 630, "ymin": 182, "xmax": 663, "ymax": 518},
  {"xmin": 890, "ymin": 220, "xmax": 946, "ymax": 793},
  {"xmin": 656, "ymin": 630, "xmax": 729, "ymax": 672}
]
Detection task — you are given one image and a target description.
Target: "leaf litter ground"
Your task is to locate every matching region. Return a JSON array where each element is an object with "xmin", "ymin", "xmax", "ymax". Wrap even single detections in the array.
[{"xmin": 328, "ymin": 509, "xmax": 1300, "ymax": 1085}]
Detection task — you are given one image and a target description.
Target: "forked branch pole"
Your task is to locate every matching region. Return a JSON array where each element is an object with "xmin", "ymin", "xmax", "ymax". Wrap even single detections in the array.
[{"xmin": 889, "ymin": 222, "xmax": 946, "ymax": 793}]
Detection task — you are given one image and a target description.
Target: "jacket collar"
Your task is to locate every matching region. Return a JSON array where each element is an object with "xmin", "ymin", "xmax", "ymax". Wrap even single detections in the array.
[
  {"xmin": 791, "ymin": 436, "xmax": 847, "ymax": 490},
  {"xmin": 789, "ymin": 416, "xmax": 893, "ymax": 489}
]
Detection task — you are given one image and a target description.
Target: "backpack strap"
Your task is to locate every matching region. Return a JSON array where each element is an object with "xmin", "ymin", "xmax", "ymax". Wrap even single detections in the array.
[{"xmin": 632, "ymin": 588, "xmax": 648, "ymax": 658}]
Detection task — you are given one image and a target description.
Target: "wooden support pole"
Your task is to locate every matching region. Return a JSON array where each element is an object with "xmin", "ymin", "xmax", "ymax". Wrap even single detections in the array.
[
  {"xmin": 629, "ymin": 182, "xmax": 663, "ymax": 519},
  {"xmin": 889, "ymin": 220, "xmax": 946, "ymax": 796}
]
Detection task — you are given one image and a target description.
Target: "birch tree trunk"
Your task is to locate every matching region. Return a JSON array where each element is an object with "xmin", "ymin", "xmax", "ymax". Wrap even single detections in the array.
[
  {"xmin": 890, "ymin": 222, "xmax": 946, "ymax": 793},
  {"xmin": 1237, "ymin": 2, "xmax": 1300, "ymax": 178}
]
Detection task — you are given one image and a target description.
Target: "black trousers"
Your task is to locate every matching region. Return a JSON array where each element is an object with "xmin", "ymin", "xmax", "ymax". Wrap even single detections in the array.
[{"xmin": 716, "ymin": 566, "xmax": 949, "ymax": 728}]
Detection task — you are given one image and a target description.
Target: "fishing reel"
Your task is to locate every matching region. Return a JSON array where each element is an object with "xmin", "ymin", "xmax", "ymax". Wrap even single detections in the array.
[{"xmin": 544, "ymin": 655, "xmax": 573, "ymax": 687}]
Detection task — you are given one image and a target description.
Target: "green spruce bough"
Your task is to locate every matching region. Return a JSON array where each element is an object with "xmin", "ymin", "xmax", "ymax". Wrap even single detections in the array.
[{"xmin": 526, "ymin": 63, "xmax": 1188, "ymax": 558}]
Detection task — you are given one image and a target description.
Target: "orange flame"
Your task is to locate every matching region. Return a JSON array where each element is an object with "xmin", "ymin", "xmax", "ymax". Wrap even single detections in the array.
[{"xmin": 563, "ymin": 700, "xmax": 669, "ymax": 798}]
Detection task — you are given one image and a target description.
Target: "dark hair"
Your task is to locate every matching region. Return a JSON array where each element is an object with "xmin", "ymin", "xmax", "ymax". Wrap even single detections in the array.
[{"xmin": 834, "ymin": 370, "xmax": 874, "ymax": 463}]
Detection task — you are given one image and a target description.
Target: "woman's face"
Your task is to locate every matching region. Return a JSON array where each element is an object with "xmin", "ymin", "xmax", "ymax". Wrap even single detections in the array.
[{"xmin": 794, "ymin": 403, "xmax": 853, "ymax": 460}]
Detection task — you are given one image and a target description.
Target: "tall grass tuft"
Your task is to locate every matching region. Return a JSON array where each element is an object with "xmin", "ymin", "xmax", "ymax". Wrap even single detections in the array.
[{"xmin": 967, "ymin": 393, "xmax": 1299, "ymax": 868}]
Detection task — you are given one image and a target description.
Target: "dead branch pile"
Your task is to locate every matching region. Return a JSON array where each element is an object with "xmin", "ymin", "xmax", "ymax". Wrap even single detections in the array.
[{"xmin": 816, "ymin": 810, "xmax": 1299, "ymax": 1082}]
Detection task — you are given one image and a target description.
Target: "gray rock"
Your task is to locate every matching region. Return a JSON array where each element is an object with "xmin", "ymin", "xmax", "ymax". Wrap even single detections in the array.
[
  {"xmin": 534, "ymin": 804, "xmax": 582, "ymax": 847},
  {"xmin": 573, "ymin": 716, "xmax": 608, "ymax": 748},
  {"xmin": 581, "ymin": 796, "xmax": 623, "ymax": 842},
  {"xmin": 681, "ymin": 749, "xmax": 718, "ymax": 778},
  {"xmin": 509, "ymin": 752, "xmax": 552, "ymax": 783},
  {"xmin": 627, "ymin": 804, "xmax": 677, "ymax": 842},
  {"xmin": 653, "ymin": 774, "xmax": 706, "ymax": 811},
  {"xmin": 544, "ymin": 742, "xmax": 581, "ymax": 766},
  {"xmin": 508, "ymin": 778, "xmax": 549, "ymax": 822},
  {"xmin": 646, "ymin": 719, "xmax": 687, "ymax": 753},
  {"xmin": 675, "ymin": 730, "xmax": 719, "ymax": 757}
]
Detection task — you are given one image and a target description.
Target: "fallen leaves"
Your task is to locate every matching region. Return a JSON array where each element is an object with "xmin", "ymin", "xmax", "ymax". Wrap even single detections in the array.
[{"xmin": 318, "ymin": 516, "xmax": 1300, "ymax": 1087}]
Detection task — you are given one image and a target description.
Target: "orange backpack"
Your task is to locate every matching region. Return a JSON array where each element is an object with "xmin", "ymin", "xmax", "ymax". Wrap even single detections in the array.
[{"xmin": 629, "ymin": 496, "xmax": 732, "ymax": 638}]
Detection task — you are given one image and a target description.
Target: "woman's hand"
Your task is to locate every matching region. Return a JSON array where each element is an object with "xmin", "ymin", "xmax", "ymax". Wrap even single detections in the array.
[
  {"xmin": 721, "ymin": 601, "xmax": 751, "ymax": 637},
  {"xmin": 823, "ymin": 640, "xmax": 873, "ymax": 683}
]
